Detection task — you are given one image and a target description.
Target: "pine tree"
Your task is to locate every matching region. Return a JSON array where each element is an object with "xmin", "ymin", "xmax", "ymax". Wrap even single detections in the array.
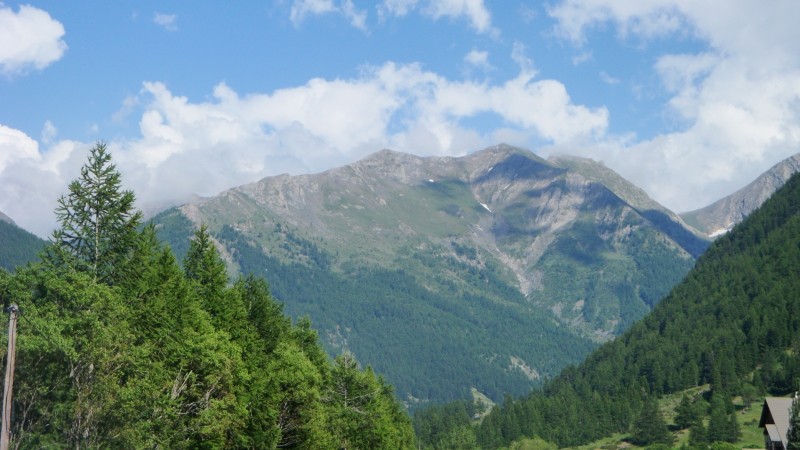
[
  {"xmin": 707, "ymin": 394, "xmax": 738, "ymax": 443},
  {"xmin": 675, "ymin": 394, "xmax": 702, "ymax": 429},
  {"xmin": 631, "ymin": 396, "xmax": 672, "ymax": 446},
  {"xmin": 46, "ymin": 141, "xmax": 142, "ymax": 284},
  {"xmin": 184, "ymin": 225, "xmax": 228, "ymax": 291},
  {"xmin": 183, "ymin": 224, "xmax": 229, "ymax": 317},
  {"xmin": 689, "ymin": 421, "xmax": 708, "ymax": 447}
]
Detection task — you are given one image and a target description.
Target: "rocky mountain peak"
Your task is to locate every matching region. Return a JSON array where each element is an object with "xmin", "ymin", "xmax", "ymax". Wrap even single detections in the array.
[{"xmin": 681, "ymin": 152, "xmax": 800, "ymax": 237}]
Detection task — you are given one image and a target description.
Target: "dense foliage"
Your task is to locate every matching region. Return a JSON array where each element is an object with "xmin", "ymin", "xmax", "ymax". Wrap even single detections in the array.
[
  {"xmin": 0, "ymin": 143, "xmax": 414, "ymax": 448},
  {"xmin": 416, "ymin": 171, "xmax": 800, "ymax": 448}
]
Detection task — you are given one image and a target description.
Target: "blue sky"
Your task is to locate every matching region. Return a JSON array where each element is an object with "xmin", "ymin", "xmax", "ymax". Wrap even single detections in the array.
[{"xmin": 1, "ymin": 1, "xmax": 800, "ymax": 237}]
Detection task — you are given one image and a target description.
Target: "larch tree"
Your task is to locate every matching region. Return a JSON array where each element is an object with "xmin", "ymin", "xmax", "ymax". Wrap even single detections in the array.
[{"xmin": 46, "ymin": 141, "xmax": 142, "ymax": 284}]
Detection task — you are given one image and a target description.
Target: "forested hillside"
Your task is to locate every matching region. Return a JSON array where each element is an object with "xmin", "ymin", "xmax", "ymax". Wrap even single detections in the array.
[
  {"xmin": 416, "ymin": 171, "xmax": 800, "ymax": 449},
  {"xmin": 152, "ymin": 145, "xmax": 703, "ymax": 405},
  {"xmin": 0, "ymin": 143, "xmax": 414, "ymax": 448},
  {"xmin": 0, "ymin": 218, "xmax": 45, "ymax": 271}
]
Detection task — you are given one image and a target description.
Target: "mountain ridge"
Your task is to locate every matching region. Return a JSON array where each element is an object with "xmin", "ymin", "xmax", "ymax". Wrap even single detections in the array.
[
  {"xmin": 152, "ymin": 144, "xmax": 706, "ymax": 403},
  {"xmin": 681, "ymin": 151, "xmax": 800, "ymax": 236}
]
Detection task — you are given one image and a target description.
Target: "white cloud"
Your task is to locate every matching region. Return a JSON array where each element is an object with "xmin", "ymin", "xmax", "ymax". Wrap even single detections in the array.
[
  {"xmin": 548, "ymin": 0, "xmax": 687, "ymax": 44},
  {"xmin": 425, "ymin": 0, "xmax": 492, "ymax": 33},
  {"xmin": 464, "ymin": 49, "xmax": 491, "ymax": 70},
  {"xmin": 0, "ymin": 53, "xmax": 608, "ymax": 236},
  {"xmin": 290, "ymin": 0, "xmax": 367, "ymax": 30},
  {"xmin": 0, "ymin": 127, "xmax": 86, "ymax": 237},
  {"xmin": 571, "ymin": 51, "xmax": 592, "ymax": 66},
  {"xmin": 153, "ymin": 12, "xmax": 178, "ymax": 31},
  {"xmin": 41, "ymin": 121, "xmax": 58, "ymax": 144},
  {"xmin": 379, "ymin": 0, "xmax": 420, "ymax": 17},
  {"xmin": 599, "ymin": 71, "xmax": 619, "ymax": 85},
  {"xmin": 546, "ymin": 0, "xmax": 800, "ymax": 212},
  {"xmin": 379, "ymin": 0, "xmax": 494, "ymax": 34},
  {"xmin": 0, "ymin": 4, "xmax": 66, "ymax": 76},
  {"xmin": 0, "ymin": 125, "xmax": 40, "ymax": 171},
  {"xmin": 510, "ymin": 42, "xmax": 534, "ymax": 74}
]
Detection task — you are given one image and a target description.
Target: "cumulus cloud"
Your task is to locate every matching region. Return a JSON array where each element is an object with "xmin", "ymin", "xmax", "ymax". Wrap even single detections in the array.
[
  {"xmin": 153, "ymin": 12, "xmax": 178, "ymax": 31},
  {"xmin": 290, "ymin": 0, "xmax": 367, "ymax": 30},
  {"xmin": 545, "ymin": 0, "xmax": 800, "ymax": 212},
  {"xmin": 0, "ymin": 54, "xmax": 607, "ymax": 236},
  {"xmin": 379, "ymin": 0, "xmax": 494, "ymax": 34},
  {"xmin": 0, "ymin": 4, "xmax": 66, "ymax": 76},
  {"xmin": 0, "ymin": 127, "xmax": 86, "ymax": 237}
]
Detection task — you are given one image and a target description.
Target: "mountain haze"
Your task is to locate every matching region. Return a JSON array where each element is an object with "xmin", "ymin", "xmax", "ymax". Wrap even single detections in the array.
[{"xmin": 152, "ymin": 144, "xmax": 707, "ymax": 404}]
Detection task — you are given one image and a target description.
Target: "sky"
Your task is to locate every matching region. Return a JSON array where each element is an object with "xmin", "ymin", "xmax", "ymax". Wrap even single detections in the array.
[{"xmin": 1, "ymin": 1, "xmax": 800, "ymax": 237}]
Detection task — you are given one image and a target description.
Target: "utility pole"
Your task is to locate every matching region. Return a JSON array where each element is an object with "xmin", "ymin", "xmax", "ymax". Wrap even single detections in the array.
[{"xmin": 0, "ymin": 303, "xmax": 19, "ymax": 450}]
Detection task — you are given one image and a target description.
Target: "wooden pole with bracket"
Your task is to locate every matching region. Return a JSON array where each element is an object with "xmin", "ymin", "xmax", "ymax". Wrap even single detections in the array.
[{"xmin": 0, "ymin": 303, "xmax": 19, "ymax": 450}]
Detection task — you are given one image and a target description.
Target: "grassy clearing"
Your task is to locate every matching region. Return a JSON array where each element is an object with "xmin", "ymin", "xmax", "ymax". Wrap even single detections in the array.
[{"xmin": 560, "ymin": 388, "xmax": 767, "ymax": 450}]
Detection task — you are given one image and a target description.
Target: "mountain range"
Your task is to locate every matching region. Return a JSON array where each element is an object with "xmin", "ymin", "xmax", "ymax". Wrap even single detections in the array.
[
  {"xmin": 3, "ymin": 145, "xmax": 799, "ymax": 407},
  {"xmin": 151, "ymin": 144, "xmax": 707, "ymax": 404}
]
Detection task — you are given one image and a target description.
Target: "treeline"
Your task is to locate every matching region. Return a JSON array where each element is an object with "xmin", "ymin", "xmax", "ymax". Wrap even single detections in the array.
[
  {"xmin": 416, "ymin": 171, "xmax": 800, "ymax": 449},
  {"xmin": 0, "ymin": 143, "xmax": 414, "ymax": 448}
]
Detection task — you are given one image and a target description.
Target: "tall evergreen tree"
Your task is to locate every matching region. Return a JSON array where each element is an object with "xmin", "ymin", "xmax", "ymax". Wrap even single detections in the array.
[
  {"xmin": 184, "ymin": 225, "xmax": 228, "ymax": 301},
  {"xmin": 630, "ymin": 396, "xmax": 672, "ymax": 446},
  {"xmin": 706, "ymin": 394, "xmax": 738, "ymax": 443},
  {"xmin": 45, "ymin": 141, "xmax": 142, "ymax": 284},
  {"xmin": 675, "ymin": 394, "xmax": 704, "ymax": 430}
]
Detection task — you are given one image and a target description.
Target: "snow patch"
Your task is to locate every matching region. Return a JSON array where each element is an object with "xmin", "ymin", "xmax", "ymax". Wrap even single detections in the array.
[
  {"xmin": 479, "ymin": 202, "xmax": 492, "ymax": 213},
  {"xmin": 428, "ymin": 179, "xmax": 434, "ymax": 183}
]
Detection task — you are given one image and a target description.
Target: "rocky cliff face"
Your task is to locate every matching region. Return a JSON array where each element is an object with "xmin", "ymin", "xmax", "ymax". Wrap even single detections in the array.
[
  {"xmin": 153, "ymin": 144, "xmax": 706, "ymax": 403},
  {"xmin": 681, "ymin": 152, "xmax": 800, "ymax": 237}
]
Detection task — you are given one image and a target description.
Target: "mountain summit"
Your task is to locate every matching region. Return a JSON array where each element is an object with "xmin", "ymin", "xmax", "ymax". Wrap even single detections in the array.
[{"xmin": 153, "ymin": 144, "xmax": 707, "ymax": 403}]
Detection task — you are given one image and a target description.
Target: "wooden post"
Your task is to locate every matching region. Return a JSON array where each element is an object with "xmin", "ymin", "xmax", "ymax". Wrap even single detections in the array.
[{"xmin": 0, "ymin": 303, "xmax": 19, "ymax": 450}]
